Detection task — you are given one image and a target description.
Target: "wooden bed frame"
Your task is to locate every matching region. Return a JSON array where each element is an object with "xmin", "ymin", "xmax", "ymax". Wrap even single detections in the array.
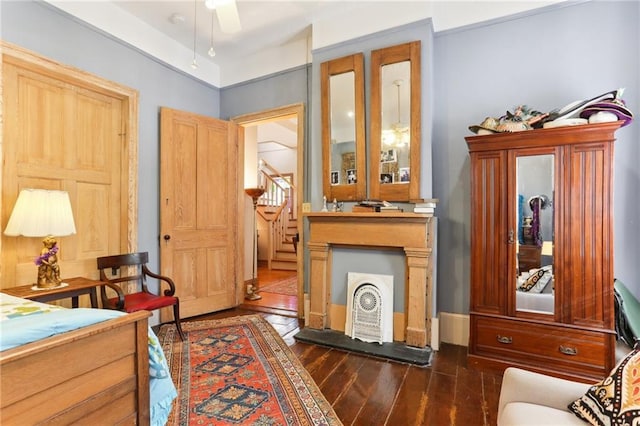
[{"xmin": 1, "ymin": 310, "xmax": 151, "ymax": 424}]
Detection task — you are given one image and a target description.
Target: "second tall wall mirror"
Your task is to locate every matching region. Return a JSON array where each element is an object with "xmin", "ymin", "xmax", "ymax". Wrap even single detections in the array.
[
  {"xmin": 370, "ymin": 41, "xmax": 421, "ymax": 202},
  {"xmin": 321, "ymin": 53, "xmax": 366, "ymax": 202}
]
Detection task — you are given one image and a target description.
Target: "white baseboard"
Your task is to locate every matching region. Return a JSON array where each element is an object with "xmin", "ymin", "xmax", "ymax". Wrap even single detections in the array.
[
  {"xmin": 439, "ymin": 312, "xmax": 469, "ymax": 347},
  {"xmin": 303, "ymin": 293, "xmax": 309, "ymax": 326},
  {"xmin": 431, "ymin": 317, "xmax": 440, "ymax": 350}
]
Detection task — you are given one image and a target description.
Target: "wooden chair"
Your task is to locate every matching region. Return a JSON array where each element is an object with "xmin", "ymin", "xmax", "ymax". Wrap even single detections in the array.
[{"xmin": 97, "ymin": 252, "xmax": 185, "ymax": 340}]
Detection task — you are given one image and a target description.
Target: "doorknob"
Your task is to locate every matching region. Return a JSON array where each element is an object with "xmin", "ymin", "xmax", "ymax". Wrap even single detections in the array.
[{"xmin": 163, "ymin": 234, "xmax": 171, "ymax": 242}]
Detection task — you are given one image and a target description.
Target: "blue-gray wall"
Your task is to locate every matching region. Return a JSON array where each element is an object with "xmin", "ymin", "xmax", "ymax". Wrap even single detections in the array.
[
  {"xmin": 220, "ymin": 65, "xmax": 310, "ymax": 120},
  {"xmin": 432, "ymin": 0, "xmax": 639, "ymax": 314},
  {"xmin": 2, "ymin": 1, "xmax": 638, "ymax": 319}
]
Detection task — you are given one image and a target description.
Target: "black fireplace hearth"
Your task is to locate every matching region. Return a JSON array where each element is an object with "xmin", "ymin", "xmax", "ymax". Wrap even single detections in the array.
[{"xmin": 293, "ymin": 328, "xmax": 433, "ymax": 366}]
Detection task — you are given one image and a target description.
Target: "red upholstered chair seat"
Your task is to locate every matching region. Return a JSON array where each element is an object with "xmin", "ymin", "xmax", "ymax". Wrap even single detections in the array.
[
  {"xmin": 97, "ymin": 252, "xmax": 185, "ymax": 340},
  {"xmin": 108, "ymin": 293, "xmax": 178, "ymax": 313}
]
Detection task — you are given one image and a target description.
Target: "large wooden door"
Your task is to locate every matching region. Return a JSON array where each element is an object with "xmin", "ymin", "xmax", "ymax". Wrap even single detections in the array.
[
  {"xmin": 160, "ymin": 107, "xmax": 240, "ymax": 318},
  {"xmin": 1, "ymin": 43, "xmax": 137, "ymax": 290}
]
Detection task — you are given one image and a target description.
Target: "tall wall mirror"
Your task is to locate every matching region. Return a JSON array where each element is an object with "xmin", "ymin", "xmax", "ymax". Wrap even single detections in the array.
[
  {"xmin": 515, "ymin": 153, "xmax": 555, "ymax": 315},
  {"xmin": 370, "ymin": 41, "xmax": 421, "ymax": 202},
  {"xmin": 321, "ymin": 53, "xmax": 365, "ymax": 202}
]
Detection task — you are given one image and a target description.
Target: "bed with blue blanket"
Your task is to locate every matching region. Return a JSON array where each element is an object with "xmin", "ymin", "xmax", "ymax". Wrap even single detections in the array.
[{"xmin": 0, "ymin": 292, "xmax": 176, "ymax": 425}]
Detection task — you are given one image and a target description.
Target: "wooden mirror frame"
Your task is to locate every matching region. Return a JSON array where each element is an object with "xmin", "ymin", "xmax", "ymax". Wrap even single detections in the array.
[
  {"xmin": 321, "ymin": 53, "xmax": 366, "ymax": 202},
  {"xmin": 370, "ymin": 41, "xmax": 421, "ymax": 202}
]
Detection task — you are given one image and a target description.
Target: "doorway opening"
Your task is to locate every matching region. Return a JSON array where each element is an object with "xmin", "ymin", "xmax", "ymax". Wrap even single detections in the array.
[{"xmin": 232, "ymin": 104, "xmax": 304, "ymax": 318}]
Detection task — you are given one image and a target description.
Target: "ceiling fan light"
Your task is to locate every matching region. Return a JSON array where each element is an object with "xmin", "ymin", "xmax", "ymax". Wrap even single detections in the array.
[
  {"xmin": 382, "ymin": 129, "xmax": 396, "ymax": 146},
  {"xmin": 208, "ymin": 47, "xmax": 216, "ymax": 57}
]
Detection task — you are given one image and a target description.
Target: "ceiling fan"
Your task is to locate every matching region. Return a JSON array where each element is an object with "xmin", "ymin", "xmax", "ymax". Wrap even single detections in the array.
[{"xmin": 204, "ymin": 0, "xmax": 241, "ymax": 34}]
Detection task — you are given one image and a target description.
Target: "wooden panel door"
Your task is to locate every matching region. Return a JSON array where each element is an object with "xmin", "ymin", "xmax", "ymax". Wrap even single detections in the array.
[
  {"xmin": 469, "ymin": 150, "xmax": 508, "ymax": 316},
  {"xmin": 1, "ymin": 47, "xmax": 135, "ymax": 289},
  {"xmin": 160, "ymin": 108, "xmax": 240, "ymax": 318}
]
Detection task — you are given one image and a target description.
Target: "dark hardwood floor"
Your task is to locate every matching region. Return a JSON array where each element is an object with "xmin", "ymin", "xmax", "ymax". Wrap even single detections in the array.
[{"xmin": 180, "ymin": 266, "xmax": 504, "ymax": 426}]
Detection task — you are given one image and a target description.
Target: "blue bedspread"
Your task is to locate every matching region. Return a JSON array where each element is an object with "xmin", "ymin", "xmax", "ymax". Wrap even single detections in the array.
[{"xmin": 0, "ymin": 292, "xmax": 176, "ymax": 425}]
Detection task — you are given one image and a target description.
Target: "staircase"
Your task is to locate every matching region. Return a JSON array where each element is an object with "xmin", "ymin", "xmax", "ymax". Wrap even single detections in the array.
[
  {"xmin": 261, "ymin": 210, "xmax": 297, "ymax": 271},
  {"xmin": 256, "ymin": 160, "xmax": 298, "ymax": 271}
]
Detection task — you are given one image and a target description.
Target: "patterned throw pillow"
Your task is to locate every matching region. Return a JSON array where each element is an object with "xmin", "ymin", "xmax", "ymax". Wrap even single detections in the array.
[
  {"xmin": 568, "ymin": 346, "xmax": 640, "ymax": 425},
  {"xmin": 518, "ymin": 268, "xmax": 547, "ymax": 292}
]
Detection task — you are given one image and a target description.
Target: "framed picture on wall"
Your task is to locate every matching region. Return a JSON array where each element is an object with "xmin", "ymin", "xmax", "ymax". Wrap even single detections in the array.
[
  {"xmin": 380, "ymin": 149, "xmax": 397, "ymax": 163},
  {"xmin": 330, "ymin": 170, "xmax": 339, "ymax": 185},
  {"xmin": 399, "ymin": 167, "xmax": 410, "ymax": 183},
  {"xmin": 380, "ymin": 173, "xmax": 393, "ymax": 184},
  {"xmin": 347, "ymin": 169, "xmax": 357, "ymax": 184}
]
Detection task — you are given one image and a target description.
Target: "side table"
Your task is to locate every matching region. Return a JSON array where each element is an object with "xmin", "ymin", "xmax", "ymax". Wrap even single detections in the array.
[{"xmin": 1, "ymin": 277, "xmax": 104, "ymax": 308}]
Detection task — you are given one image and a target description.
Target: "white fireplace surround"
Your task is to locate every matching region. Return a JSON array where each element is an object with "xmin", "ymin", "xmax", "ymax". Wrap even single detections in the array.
[{"xmin": 345, "ymin": 272, "xmax": 394, "ymax": 343}]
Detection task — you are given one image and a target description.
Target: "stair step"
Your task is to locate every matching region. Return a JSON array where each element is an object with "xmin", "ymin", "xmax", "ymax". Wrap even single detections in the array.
[
  {"xmin": 270, "ymin": 259, "xmax": 297, "ymax": 271},
  {"xmin": 275, "ymin": 250, "xmax": 296, "ymax": 261}
]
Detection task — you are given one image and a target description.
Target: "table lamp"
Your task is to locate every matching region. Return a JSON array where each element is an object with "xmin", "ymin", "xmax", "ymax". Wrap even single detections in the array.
[{"xmin": 4, "ymin": 189, "xmax": 77, "ymax": 288}]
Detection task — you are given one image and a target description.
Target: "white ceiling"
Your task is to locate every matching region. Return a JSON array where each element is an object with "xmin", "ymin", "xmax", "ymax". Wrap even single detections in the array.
[
  {"xmin": 45, "ymin": 1, "xmax": 565, "ymax": 87},
  {"xmin": 256, "ymin": 120, "xmax": 298, "ymax": 152},
  {"xmin": 111, "ymin": 1, "xmax": 338, "ymax": 65}
]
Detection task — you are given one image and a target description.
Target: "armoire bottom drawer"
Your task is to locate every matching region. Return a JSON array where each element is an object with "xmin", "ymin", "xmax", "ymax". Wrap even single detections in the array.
[{"xmin": 472, "ymin": 316, "xmax": 608, "ymax": 372}]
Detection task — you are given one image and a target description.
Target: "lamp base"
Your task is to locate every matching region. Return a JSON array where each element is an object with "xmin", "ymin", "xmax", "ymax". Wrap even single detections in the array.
[
  {"xmin": 36, "ymin": 236, "xmax": 63, "ymax": 289},
  {"xmin": 36, "ymin": 280, "xmax": 62, "ymax": 289},
  {"xmin": 245, "ymin": 282, "xmax": 262, "ymax": 301},
  {"xmin": 31, "ymin": 282, "xmax": 68, "ymax": 291},
  {"xmin": 245, "ymin": 293, "xmax": 262, "ymax": 301}
]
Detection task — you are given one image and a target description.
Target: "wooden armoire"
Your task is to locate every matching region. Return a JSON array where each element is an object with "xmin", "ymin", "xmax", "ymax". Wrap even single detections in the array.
[{"xmin": 466, "ymin": 121, "xmax": 623, "ymax": 382}]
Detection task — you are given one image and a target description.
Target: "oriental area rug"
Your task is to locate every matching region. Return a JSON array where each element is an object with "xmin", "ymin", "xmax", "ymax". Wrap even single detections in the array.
[
  {"xmin": 157, "ymin": 315, "xmax": 342, "ymax": 425},
  {"xmin": 258, "ymin": 275, "xmax": 298, "ymax": 296}
]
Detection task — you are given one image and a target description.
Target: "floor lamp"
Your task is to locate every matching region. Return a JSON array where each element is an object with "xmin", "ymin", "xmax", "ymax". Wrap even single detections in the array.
[{"xmin": 245, "ymin": 187, "xmax": 265, "ymax": 300}]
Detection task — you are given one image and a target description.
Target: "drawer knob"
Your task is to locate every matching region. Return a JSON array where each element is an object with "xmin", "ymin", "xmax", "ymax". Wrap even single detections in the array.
[
  {"xmin": 559, "ymin": 345, "xmax": 578, "ymax": 356},
  {"xmin": 497, "ymin": 335, "xmax": 513, "ymax": 344}
]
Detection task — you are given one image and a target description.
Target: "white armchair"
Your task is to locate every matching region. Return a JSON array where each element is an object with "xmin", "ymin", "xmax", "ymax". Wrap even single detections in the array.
[{"xmin": 497, "ymin": 367, "xmax": 590, "ymax": 425}]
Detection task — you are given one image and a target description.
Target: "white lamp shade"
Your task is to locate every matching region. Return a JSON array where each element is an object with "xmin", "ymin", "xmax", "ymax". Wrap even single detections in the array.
[{"xmin": 4, "ymin": 189, "xmax": 77, "ymax": 237}]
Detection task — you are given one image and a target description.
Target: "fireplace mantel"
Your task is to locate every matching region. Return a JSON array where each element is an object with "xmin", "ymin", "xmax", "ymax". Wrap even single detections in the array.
[{"xmin": 305, "ymin": 212, "xmax": 435, "ymax": 348}]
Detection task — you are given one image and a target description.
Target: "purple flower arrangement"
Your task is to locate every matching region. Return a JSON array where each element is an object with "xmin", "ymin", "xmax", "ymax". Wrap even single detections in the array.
[{"xmin": 35, "ymin": 244, "xmax": 58, "ymax": 265}]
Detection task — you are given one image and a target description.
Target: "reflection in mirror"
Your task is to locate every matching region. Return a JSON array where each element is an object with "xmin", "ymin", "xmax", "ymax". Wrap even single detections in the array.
[
  {"xmin": 321, "ymin": 53, "xmax": 365, "ymax": 201},
  {"xmin": 515, "ymin": 154, "xmax": 554, "ymax": 315},
  {"xmin": 370, "ymin": 41, "xmax": 420, "ymax": 202},
  {"xmin": 329, "ymin": 71, "xmax": 356, "ymax": 186},
  {"xmin": 381, "ymin": 62, "xmax": 411, "ymax": 185}
]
